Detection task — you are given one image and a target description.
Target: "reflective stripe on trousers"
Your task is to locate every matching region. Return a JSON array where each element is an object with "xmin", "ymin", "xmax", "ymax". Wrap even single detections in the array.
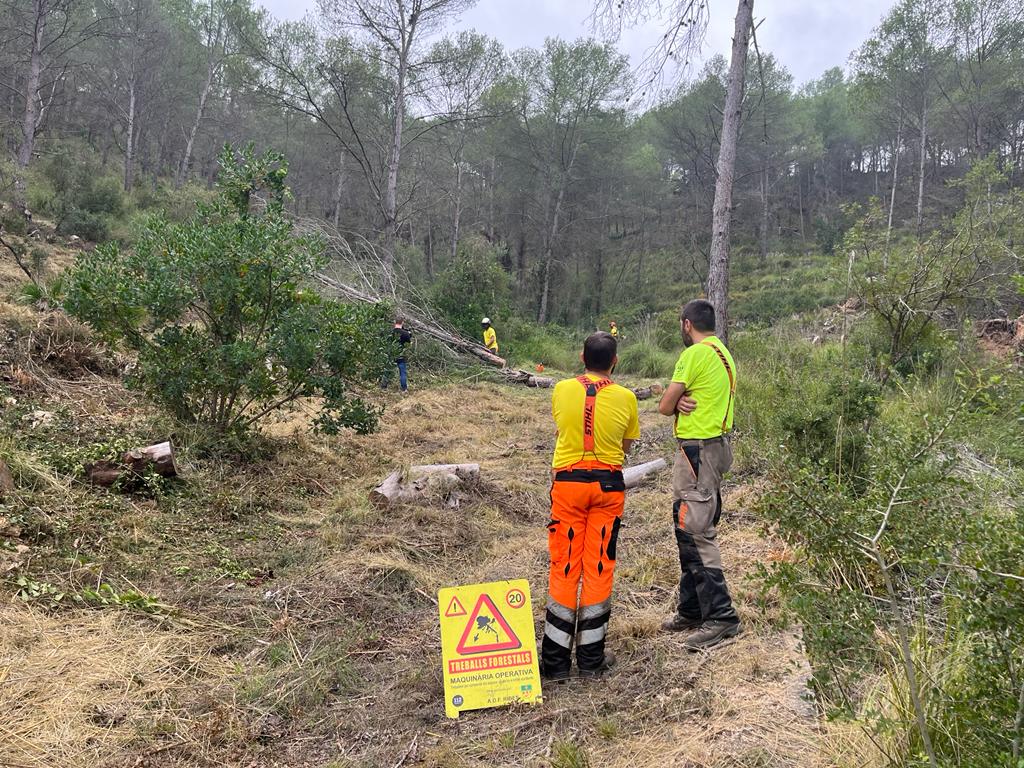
[{"xmin": 542, "ymin": 477, "xmax": 623, "ymax": 676}]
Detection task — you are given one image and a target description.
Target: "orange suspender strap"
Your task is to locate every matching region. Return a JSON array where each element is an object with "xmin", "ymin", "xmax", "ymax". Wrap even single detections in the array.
[
  {"xmin": 701, "ymin": 340, "xmax": 735, "ymax": 434},
  {"xmin": 576, "ymin": 375, "xmax": 614, "ymax": 453}
]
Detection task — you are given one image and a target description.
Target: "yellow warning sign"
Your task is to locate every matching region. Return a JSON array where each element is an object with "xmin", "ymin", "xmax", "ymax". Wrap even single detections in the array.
[{"xmin": 438, "ymin": 579, "xmax": 542, "ymax": 718}]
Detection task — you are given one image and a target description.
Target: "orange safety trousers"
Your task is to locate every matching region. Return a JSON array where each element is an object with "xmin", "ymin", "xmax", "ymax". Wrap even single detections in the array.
[{"xmin": 542, "ymin": 463, "xmax": 624, "ymax": 676}]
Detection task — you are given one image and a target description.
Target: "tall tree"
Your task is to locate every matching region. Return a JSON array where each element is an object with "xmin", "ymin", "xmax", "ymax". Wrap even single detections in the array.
[
  {"xmin": 511, "ymin": 39, "xmax": 628, "ymax": 323},
  {"xmin": 426, "ymin": 31, "xmax": 505, "ymax": 261},
  {"xmin": 705, "ymin": 0, "xmax": 754, "ymax": 340},
  {"xmin": 318, "ymin": 0, "xmax": 477, "ymax": 272}
]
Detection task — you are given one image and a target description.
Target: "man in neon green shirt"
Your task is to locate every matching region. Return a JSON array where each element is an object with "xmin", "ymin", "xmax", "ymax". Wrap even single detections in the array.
[{"xmin": 657, "ymin": 299, "xmax": 741, "ymax": 650}]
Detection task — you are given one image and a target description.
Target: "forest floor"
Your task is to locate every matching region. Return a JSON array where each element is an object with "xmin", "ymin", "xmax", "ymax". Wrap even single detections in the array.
[{"xmin": 1, "ymin": 256, "xmax": 851, "ymax": 767}]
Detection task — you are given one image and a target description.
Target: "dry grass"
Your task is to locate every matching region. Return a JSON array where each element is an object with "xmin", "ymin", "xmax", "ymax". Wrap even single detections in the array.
[
  {"xmin": 2, "ymin": 365, "xmax": 835, "ymax": 766},
  {"xmin": 0, "ymin": 605, "xmax": 240, "ymax": 768},
  {"xmin": 221, "ymin": 383, "xmax": 833, "ymax": 767}
]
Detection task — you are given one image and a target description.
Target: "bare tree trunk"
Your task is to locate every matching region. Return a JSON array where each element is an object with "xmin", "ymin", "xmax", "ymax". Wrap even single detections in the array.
[
  {"xmin": 14, "ymin": 0, "xmax": 48, "ymax": 210},
  {"xmin": 425, "ymin": 217, "xmax": 434, "ymax": 277},
  {"xmin": 450, "ymin": 156, "xmax": 463, "ymax": 261},
  {"xmin": 124, "ymin": 73, "xmax": 137, "ymax": 192},
  {"xmin": 885, "ymin": 116, "xmax": 904, "ymax": 269},
  {"xmin": 487, "ymin": 155, "xmax": 496, "ymax": 241},
  {"xmin": 176, "ymin": 55, "xmax": 216, "ymax": 189},
  {"xmin": 538, "ymin": 179, "xmax": 568, "ymax": 324},
  {"xmin": 383, "ymin": 25, "xmax": 415, "ymax": 274},
  {"xmin": 916, "ymin": 96, "xmax": 927, "ymax": 235},
  {"xmin": 759, "ymin": 164, "xmax": 769, "ymax": 261},
  {"xmin": 705, "ymin": 0, "xmax": 753, "ymax": 342},
  {"xmin": 332, "ymin": 149, "xmax": 345, "ymax": 228},
  {"xmin": 797, "ymin": 168, "xmax": 806, "ymax": 243}
]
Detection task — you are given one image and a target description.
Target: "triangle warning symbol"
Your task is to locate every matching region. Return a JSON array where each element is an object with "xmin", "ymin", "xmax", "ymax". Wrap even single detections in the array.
[
  {"xmin": 456, "ymin": 594, "xmax": 521, "ymax": 655},
  {"xmin": 445, "ymin": 595, "xmax": 467, "ymax": 617}
]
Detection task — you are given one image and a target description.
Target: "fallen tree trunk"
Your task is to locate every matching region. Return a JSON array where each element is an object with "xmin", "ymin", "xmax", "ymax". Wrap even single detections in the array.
[
  {"xmin": 500, "ymin": 369, "xmax": 556, "ymax": 388},
  {"xmin": 86, "ymin": 441, "xmax": 177, "ymax": 488},
  {"xmin": 315, "ymin": 273, "xmax": 506, "ymax": 368},
  {"xmin": 370, "ymin": 463, "xmax": 480, "ymax": 508},
  {"xmin": 623, "ymin": 458, "xmax": 668, "ymax": 489},
  {"xmin": 499, "ymin": 370, "xmax": 663, "ymax": 401}
]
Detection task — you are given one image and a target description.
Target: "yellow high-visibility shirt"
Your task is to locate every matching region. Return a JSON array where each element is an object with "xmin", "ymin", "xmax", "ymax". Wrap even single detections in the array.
[
  {"xmin": 671, "ymin": 336, "xmax": 736, "ymax": 439},
  {"xmin": 551, "ymin": 374, "xmax": 640, "ymax": 469},
  {"xmin": 610, "ymin": 327, "xmax": 619, "ymax": 338},
  {"xmin": 483, "ymin": 327, "xmax": 498, "ymax": 351}
]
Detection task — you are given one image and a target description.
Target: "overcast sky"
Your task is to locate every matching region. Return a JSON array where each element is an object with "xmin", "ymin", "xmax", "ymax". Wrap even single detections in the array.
[{"xmin": 256, "ymin": 0, "xmax": 897, "ymax": 88}]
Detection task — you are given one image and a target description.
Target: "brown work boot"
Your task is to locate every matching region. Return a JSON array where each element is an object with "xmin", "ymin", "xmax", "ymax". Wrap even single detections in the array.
[
  {"xmin": 661, "ymin": 613, "xmax": 703, "ymax": 632},
  {"xmin": 578, "ymin": 650, "xmax": 616, "ymax": 679},
  {"xmin": 682, "ymin": 620, "xmax": 742, "ymax": 651}
]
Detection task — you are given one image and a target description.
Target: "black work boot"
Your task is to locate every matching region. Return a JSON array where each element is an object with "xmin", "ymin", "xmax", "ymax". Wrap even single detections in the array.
[
  {"xmin": 661, "ymin": 613, "xmax": 704, "ymax": 632},
  {"xmin": 578, "ymin": 650, "xmax": 616, "ymax": 679},
  {"xmin": 540, "ymin": 662, "xmax": 572, "ymax": 683},
  {"xmin": 682, "ymin": 620, "xmax": 742, "ymax": 651}
]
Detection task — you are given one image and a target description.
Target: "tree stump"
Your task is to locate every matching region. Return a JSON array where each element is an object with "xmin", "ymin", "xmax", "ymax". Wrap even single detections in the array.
[{"xmin": 86, "ymin": 441, "xmax": 178, "ymax": 488}]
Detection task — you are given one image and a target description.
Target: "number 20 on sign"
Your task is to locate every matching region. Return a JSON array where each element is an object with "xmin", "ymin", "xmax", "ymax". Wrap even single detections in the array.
[{"xmin": 437, "ymin": 579, "xmax": 542, "ymax": 718}]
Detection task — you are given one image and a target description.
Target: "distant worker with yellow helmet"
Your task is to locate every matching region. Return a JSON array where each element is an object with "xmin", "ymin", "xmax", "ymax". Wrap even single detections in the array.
[{"xmin": 482, "ymin": 317, "xmax": 499, "ymax": 354}]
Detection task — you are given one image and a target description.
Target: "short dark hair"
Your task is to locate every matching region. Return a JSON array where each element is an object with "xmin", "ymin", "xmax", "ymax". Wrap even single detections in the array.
[
  {"xmin": 681, "ymin": 300, "xmax": 716, "ymax": 333},
  {"xmin": 583, "ymin": 331, "xmax": 617, "ymax": 371}
]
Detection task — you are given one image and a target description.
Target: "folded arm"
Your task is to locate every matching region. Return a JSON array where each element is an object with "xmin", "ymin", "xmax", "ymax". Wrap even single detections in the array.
[{"xmin": 658, "ymin": 382, "xmax": 697, "ymax": 417}]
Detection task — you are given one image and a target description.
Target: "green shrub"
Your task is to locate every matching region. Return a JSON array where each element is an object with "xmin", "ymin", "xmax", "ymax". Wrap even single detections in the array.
[
  {"xmin": 63, "ymin": 144, "xmax": 393, "ymax": 435},
  {"xmin": 431, "ymin": 235, "xmax": 510, "ymax": 340},
  {"xmin": 57, "ymin": 208, "xmax": 110, "ymax": 241},
  {"xmin": 501, "ymin": 317, "xmax": 580, "ymax": 372},
  {"xmin": 760, "ymin": 369, "xmax": 1024, "ymax": 766},
  {"xmin": 0, "ymin": 207, "xmax": 27, "ymax": 235},
  {"xmin": 34, "ymin": 141, "xmax": 123, "ymax": 241}
]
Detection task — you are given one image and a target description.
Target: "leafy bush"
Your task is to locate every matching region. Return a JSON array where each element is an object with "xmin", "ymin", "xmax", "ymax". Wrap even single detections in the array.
[
  {"xmin": 33, "ymin": 141, "xmax": 124, "ymax": 241},
  {"xmin": 63, "ymin": 144, "xmax": 393, "ymax": 435},
  {"xmin": 431, "ymin": 235, "xmax": 510, "ymax": 339},
  {"xmin": 57, "ymin": 209, "xmax": 110, "ymax": 242},
  {"xmin": 0, "ymin": 207, "xmax": 27, "ymax": 235},
  {"xmin": 845, "ymin": 158, "xmax": 1018, "ymax": 383},
  {"xmin": 760, "ymin": 368, "xmax": 1024, "ymax": 766}
]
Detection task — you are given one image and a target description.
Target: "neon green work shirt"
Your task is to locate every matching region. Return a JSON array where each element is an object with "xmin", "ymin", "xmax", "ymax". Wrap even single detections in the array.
[{"xmin": 671, "ymin": 336, "xmax": 736, "ymax": 439}]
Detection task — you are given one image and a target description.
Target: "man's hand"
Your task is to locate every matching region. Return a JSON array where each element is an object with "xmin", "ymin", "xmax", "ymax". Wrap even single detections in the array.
[{"xmin": 676, "ymin": 394, "xmax": 697, "ymax": 415}]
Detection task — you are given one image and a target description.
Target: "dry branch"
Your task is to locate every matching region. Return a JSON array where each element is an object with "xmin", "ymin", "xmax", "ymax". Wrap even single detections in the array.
[{"xmin": 370, "ymin": 463, "xmax": 480, "ymax": 508}]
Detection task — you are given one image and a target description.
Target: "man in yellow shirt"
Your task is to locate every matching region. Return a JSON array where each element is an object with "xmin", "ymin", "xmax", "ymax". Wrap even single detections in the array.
[
  {"xmin": 657, "ymin": 299, "xmax": 740, "ymax": 650},
  {"xmin": 542, "ymin": 332, "xmax": 640, "ymax": 681},
  {"xmin": 481, "ymin": 317, "xmax": 498, "ymax": 354}
]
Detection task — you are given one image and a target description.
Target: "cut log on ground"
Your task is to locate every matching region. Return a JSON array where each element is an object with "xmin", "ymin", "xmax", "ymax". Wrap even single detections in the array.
[
  {"xmin": 499, "ymin": 370, "xmax": 664, "ymax": 400},
  {"xmin": 500, "ymin": 369, "xmax": 556, "ymax": 388},
  {"xmin": 370, "ymin": 463, "xmax": 480, "ymax": 508},
  {"xmin": 623, "ymin": 458, "xmax": 668, "ymax": 489},
  {"xmin": 632, "ymin": 383, "xmax": 664, "ymax": 401},
  {"xmin": 86, "ymin": 441, "xmax": 177, "ymax": 488}
]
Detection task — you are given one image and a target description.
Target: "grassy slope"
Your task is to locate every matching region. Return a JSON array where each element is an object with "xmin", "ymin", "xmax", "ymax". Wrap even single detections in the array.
[
  {"xmin": 1, "ymin": 231, "xmax": 842, "ymax": 767},
  {"xmin": 1, "ymin": 355, "xmax": 834, "ymax": 768}
]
